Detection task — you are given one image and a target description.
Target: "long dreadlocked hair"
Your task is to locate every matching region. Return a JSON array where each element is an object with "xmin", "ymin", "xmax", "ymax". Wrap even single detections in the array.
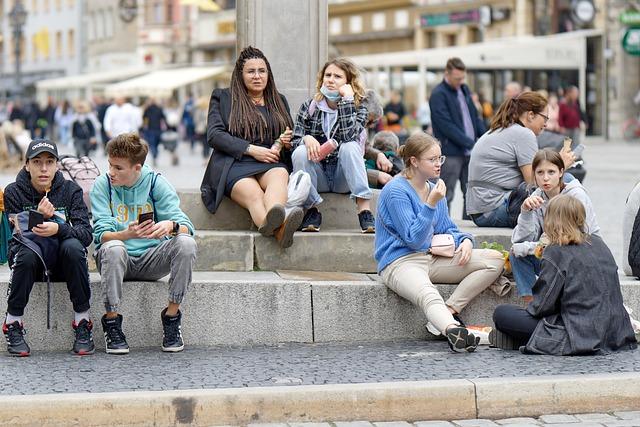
[
  {"xmin": 489, "ymin": 91, "xmax": 547, "ymax": 133},
  {"xmin": 228, "ymin": 46, "xmax": 293, "ymax": 142}
]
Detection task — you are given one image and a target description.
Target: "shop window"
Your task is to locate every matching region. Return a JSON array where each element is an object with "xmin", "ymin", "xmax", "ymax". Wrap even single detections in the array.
[
  {"xmin": 350, "ymin": 15, "xmax": 362, "ymax": 33},
  {"xmin": 394, "ymin": 10, "xmax": 409, "ymax": 28},
  {"xmin": 447, "ymin": 33, "xmax": 457, "ymax": 46},
  {"xmin": 329, "ymin": 18, "xmax": 341, "ymax": 35},
  {"xmin": 372, "ymin": 12, "xmax": 385, "ymax": 31}
]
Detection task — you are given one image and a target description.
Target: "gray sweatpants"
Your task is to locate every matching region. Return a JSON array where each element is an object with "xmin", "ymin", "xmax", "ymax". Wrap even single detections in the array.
[{"xmin": 95, "ymin": 234, "xmax": 198, "ymax": 312}]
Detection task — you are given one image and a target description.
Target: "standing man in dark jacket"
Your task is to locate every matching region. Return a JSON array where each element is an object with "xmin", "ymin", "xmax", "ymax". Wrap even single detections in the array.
[
  {"xmin": 3, "ymin": 139, "xmax": 94, "ymax": 357},
  {"xmin": 429, "ymin": 57, "xmax": 485, "ymax": 219}
]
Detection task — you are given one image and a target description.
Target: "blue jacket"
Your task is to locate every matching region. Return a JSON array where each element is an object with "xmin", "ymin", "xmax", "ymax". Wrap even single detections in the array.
[{"xmin": 429, "ymin": 80, "xmax": 485, "ymax": 157}]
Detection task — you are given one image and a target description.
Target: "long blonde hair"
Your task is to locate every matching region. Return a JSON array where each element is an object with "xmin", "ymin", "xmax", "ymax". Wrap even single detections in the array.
[
  {"xmin": 398, "ymin": 132, "xmax": 440, "ymax": 179},
  {"xmin": 313, "ymin": 58, "xmax": 366, "ymax": 106},
  {"xmin": 543, "ymin": 194, "xmax": 587, "ymax": 246}
]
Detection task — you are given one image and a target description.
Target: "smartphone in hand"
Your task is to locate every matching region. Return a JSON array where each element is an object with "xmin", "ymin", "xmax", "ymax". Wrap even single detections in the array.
[
  {"xmin": 137, "ymin": 211, "xmax": 154, "ymax": 225},
  {"xmin": 28, "ymin": 209, "xmax": 44, "ymax": 230}
]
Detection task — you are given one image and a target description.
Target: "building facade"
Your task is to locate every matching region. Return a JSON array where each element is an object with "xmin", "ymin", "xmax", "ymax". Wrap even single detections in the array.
[{"xmin": 1, "ymin": 0, "xmax": 84, "ymax": 97}]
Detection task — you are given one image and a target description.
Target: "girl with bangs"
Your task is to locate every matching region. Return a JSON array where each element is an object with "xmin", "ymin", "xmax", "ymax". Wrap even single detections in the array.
[{"xmin": 492, "ymin": 194, "xmax": 637, "ymax": 355}]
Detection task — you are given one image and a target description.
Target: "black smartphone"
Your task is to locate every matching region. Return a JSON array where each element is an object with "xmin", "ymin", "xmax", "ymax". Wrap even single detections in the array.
[
  {"xmin": 137, "ymin": 211, "xmax": 154, "ymax": 224},
  {"xmin": 28, "ymin": 209, "xmax": 44, "ymax": 230}
]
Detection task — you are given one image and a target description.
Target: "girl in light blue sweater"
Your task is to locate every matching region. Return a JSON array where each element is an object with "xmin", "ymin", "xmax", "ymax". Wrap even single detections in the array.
[{"xmin": 375, "ymin": 133, "xmax": 505, "ymax": 353}]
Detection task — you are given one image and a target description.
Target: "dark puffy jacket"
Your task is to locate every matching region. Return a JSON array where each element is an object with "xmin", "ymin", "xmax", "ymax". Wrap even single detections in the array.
[
  {"xmin": 629, "ymin": 207, "xmax": 640, "ymax": 279},
  {"xmin": 4, "ymin": 168, "xmax": 93, "ymax": 259}
]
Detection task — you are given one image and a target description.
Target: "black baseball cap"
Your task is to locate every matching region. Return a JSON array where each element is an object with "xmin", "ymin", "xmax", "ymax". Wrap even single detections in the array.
[{"xmin": 26, "ymin": 139, "xmax": 59, "ymax": 160}]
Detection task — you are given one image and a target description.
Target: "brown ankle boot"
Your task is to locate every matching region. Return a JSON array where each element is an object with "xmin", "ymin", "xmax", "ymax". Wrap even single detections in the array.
[{"xmin": 274, "ymin": 207, "xmax": 304, "ymax": 248}]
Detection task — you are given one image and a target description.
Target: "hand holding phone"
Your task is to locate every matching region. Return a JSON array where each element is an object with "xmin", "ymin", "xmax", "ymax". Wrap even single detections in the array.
[
  {"xmin": 137, "ymin": 211, "xmax": 154, "ymax": 225},
  {"xmin": 28, "ymin": 209, "xmax": 44, "ymax": 231}
]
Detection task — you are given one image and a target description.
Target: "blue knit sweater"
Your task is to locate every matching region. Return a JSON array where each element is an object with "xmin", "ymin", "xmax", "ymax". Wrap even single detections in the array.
[{"xmin": 374, "ymin": 176, "xmax": 474, "ymax": 273}]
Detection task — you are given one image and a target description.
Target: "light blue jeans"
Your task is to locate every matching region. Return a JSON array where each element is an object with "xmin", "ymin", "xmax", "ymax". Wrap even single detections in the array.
[
  {"xmin": 471, "ymin": 196, "xmax": 512, "ymax": 228},
  {"xmin": 509, "ymin": 253, "xmax": 541, "ymax": 297},
  {"xmin": 292, "ymin": 141, "xmax": 372, "ymax": 209}
]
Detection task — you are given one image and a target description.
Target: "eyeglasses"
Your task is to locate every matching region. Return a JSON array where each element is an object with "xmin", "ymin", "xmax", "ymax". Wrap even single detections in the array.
[
  {"xmin": 420, "ymin": 155, "xmax": 446, "ymax": 165},
  {"xmin": 537, "ymin": 112, "xmax": 550, "ymax": 123}
]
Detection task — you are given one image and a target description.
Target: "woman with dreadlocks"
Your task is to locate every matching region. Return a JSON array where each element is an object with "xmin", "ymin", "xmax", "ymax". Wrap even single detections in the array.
[{"xmin": 201, "ymin": 46, "xmax": 302, "ymax": 248}]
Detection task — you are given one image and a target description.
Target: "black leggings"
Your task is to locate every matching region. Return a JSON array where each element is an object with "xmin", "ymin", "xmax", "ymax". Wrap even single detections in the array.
[{"xmin": 493, "ymin": 304, "xmax": 540, "ymax": 347}]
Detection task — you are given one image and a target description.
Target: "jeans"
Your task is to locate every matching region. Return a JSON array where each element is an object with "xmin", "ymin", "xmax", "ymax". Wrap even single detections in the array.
[
  {"xmin": 493, "ymin": 303, "xmax": 538, "ymax": 347},
  {"xmin": 509, "ymin": 253, "xmax": 541, "ymax": 297},
  {"xmin": 440, "ymin": 155, "xmax": 470, "ymax": 220},
  {"xmin": 7, "ymin": 239, "xmax": 91, "ymax": 316},
  {"xmin": 471, "ymin": 196, "xmax": 512, "ymax": 228},
  {"xmin": 95, "ymin": 235, "xmax": 197, "ymax": 313},
  {"xmin": 144, "ymin": 129, "xmax": 162, "ymax": 160},
  {"xmin": 292, "ymin": 141, "xmax": 372, "ymax": 209}
]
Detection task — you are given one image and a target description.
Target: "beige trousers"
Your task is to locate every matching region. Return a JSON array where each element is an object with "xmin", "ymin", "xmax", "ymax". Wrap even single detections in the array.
[{"xmin": 380, "ymin": 249, "xmax": 504, "ymax": 333}]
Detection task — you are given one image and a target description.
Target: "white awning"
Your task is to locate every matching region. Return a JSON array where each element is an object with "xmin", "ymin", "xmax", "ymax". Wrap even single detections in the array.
[
  {"xmin": 35, "ymin": 67, "xmax": 149, "ymax": 90},
  {"xmin": 104, "ymin": 66, "xmax": 229, "ymax": 98},
  {"xmin": 351, "ymin": 29, "xmax": 602, "ymax": 71}
]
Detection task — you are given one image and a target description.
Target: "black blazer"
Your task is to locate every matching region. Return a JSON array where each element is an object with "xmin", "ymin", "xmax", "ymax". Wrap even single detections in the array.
[{"xmin": 200, "ymin": 88, "xmax": 291, "ymax": 214}]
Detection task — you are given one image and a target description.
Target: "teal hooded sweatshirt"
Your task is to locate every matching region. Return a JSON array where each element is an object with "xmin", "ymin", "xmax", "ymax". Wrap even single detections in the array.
[{"xmin": 90, "ymin": 165, "xmax": 194, "ymax": 256}]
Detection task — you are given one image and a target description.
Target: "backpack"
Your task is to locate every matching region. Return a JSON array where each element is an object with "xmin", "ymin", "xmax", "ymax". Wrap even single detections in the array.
[
  {"xmin": 57, "ymin": 155, "xmax": 101, "ymax": 214},
  {"xmin": 629, "ymin": 207, "xmax": 640, "ymax": 279}
]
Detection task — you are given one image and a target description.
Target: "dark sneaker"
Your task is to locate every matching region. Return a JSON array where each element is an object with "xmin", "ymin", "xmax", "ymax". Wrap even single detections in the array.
[
  {"xmin": 358, "ymin": 210, "xmax": 375, "ymax": 233},
  {"xmin": 101, "ymin": 314, "xmax": 129, "ymax": 354},
  {"xmin": 446, "ymin": 326, "xmax": 480, "ymax": 353},
  {"xmin": 72, "ymin": 319, "xmax": 95, "ymax": 356},
  {"xmin": 488, "ymin": 328, "xmax": 520, "ymax": 350},
  {"xmin": 161, "ymin": 308, "xmax": 184, "ymax": 352},
  {"xmin": 299, "ymin": 207, "xmax": 322, "ymax": 232},
  {"xmin": 274, "ymin": 207, "xmax": 304, "ymax": 249},
  {"xmin": 2, "ymin": 321, "xmax": 30, "ymax": 357},
  {"xmin": 258, "ymin": 204, "xmax": 285, "ymax": 237}
]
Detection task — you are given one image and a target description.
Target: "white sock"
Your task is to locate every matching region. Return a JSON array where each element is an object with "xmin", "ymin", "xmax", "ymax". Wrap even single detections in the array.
[
  {"xmin": 5, "ymin": 314, "xmax": 22, "ymax": 325},
  {"xmin": 74, "ymin": 310, "xmax": 90, "ymax": 324}
]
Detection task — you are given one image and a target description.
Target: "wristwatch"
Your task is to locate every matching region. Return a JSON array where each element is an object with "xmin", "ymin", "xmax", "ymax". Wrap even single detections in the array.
[{"xmin": 171, "ymin": 221, "xmax": 180, "ymax": 236}]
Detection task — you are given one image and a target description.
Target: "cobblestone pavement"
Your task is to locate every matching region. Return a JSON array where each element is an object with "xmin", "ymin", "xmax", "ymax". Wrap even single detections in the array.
[
  {"xmin": 1, "ymin": 339, "xmax": 639, "ymax": 395},
  {"xmin": 244, "ymin": 412, "xmax": 640, "ymax": 426}
]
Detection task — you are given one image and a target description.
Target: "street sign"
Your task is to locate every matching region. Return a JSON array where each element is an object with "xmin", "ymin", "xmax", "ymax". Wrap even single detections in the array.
[
  {"xmin": 421, "ymin": 9, "xmax": 480, "ymax": 27},
  {"xmin": 622, "ymin": 28, "xmax": 640, "ymax": 56},
  {"xmin": 620, "ymin": 10, "xmax": 640, "ymax": 26}
]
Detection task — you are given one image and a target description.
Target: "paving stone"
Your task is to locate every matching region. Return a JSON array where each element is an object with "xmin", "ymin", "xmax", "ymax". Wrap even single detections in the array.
[
  {"xmin": 576, "ymin": 414, "xmax": 619, "ymax": 423},
  {"xmin": 538, "ymin": 415, "xmax": 580, "ymax": 424},
  {"xmin": 542, "ymin": 424, "xmax": 603, "ymax": 427},
  {"xmin": 498, "ymin": 424, "xmax": 540, "ymax": 427},
  {"xmin": 333, "ymin": 422, "xmax": 375, "ymax": 427},
  {"xmin": 373, "ymin": 423, "xmax": 413, "ymax": 427},
  {"xmin": 495, "ymin": 419, "xmax": 540, "ymax": 425},
  {"xmin": 247, "ymin": 424, "xmax": 288, "ymax": 427},
  {"xmin": 612, "ymin": 413, "xmax": 640, "ymax": 421},
  {"xmin": 453, "ymin": 420, "xmax": 499, "ymax": 427},
  {"xmin": 603, "ymin": 422, "xmax": 640, "ymax": 427},
  {"xmin": 288, "ymin": 423, "xmax": 332, "ymax": 427},
  {"xmin": 414, "ymin": 422, "xmax": 456, "ymax": 427}
]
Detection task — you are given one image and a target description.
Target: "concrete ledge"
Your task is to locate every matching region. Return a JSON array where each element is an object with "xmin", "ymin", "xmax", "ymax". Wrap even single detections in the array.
[
  {"xmin": 475, "ymin": 372, "xmax": 640, "ymax": 419},
  {"xmin": 178, "ymin": 189, "xmax": 380, "ymax": 231},
  {"xmin": 0, "ymin": 276, "xmax": 312, "ymax": 351},
  {"xmin": 0, "ymin": 379, "xmax": 476, "ymax": 426},
  {"xmin": 311, "ymin": 281, "xmax": 523, "ymax": 342},
  {"xmin": 4, "ymin": 373, "xmax": 640, "ymax": 425},
  {"xmin": 194, "ymin": 231, "xmax": 254, "ymax": 271},
  {"xmin": 255, "ymin": 231, "xmax": 377, "ymax": 273}
]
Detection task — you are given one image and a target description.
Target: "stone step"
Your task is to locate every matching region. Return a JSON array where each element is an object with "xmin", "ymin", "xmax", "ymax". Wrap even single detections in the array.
[
  {"xmin": 87, "ymin": 226, "xmax": 512, "ymax": 273},
  {"xmin": 3, "ymin": 268, "xmax": 638, "ymax": 352},
  {"xmin": 178, "ymin": 189, "xmax": 379, "ymax": 231}
]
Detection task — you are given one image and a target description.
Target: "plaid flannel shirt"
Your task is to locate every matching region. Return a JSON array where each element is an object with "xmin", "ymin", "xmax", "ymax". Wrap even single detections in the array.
[{"xmin": 292, "ymin": 97, "xmax": 368, "ymax": 161}]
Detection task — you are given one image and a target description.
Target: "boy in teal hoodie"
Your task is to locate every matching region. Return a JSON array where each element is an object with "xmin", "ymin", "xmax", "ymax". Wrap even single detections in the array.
[{"xmin": 90, "ymin": 133, "xmax": 197, "ymax": 354}]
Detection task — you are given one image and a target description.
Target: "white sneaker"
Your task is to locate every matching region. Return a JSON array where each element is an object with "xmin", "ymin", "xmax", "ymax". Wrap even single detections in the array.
[{"xmin": 425, "ymin": 321, "xmax": 441, "ymax": 336}]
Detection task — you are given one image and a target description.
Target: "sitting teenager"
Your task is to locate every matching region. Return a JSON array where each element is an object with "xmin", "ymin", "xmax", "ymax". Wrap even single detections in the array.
[
  {"xmin": 510, "ymin": 149, "xmax": 599, "ymax": 302},
  {"xmin": 291, "ymin": 58, "xmax": 374, "ymax": 233},
  {"xmin": 365, "ymin": 130, "xmax": 404, "ymax": 188},
  {"xmin": 492, "ymin": 194, "xmax": 637, "ymax": 355},
  {"xmin": 623, "ymin": 181, "xmax": 640, "ymax": 278},
  {"xmin": 90, "ymin": 133, "xmax": 197, "ymax": 354},
  {"xmin": 466, "ymin": 92, "xmax": 576, "ymax": 227},
  {"xmin": 3, "ymin": 139, "xmax": 94, "ymax": 356},
  {"xmin": 375, "ymin": 132, "xmax": 505, "ymax": 353},
  {"xmin": 201, "ymin": 46, "xmax": 301, "ymax": 248}
]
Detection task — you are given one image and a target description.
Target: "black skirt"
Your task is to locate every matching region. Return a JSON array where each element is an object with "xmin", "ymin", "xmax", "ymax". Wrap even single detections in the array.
[{"xmin": 224, "ymin": 155, "xmax": 288, "ymax": 196}]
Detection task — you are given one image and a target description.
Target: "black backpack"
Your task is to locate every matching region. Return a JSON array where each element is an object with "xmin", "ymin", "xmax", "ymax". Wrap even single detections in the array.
[{"xmin": 629, "ymin": 207, "xmax": 640, "ymax": 279}]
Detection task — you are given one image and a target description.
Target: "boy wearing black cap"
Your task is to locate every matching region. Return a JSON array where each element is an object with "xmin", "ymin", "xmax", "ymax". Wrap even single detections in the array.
[{"xmin": 2, "ymin": 139, "xmax": 94, "ymax": 356}]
